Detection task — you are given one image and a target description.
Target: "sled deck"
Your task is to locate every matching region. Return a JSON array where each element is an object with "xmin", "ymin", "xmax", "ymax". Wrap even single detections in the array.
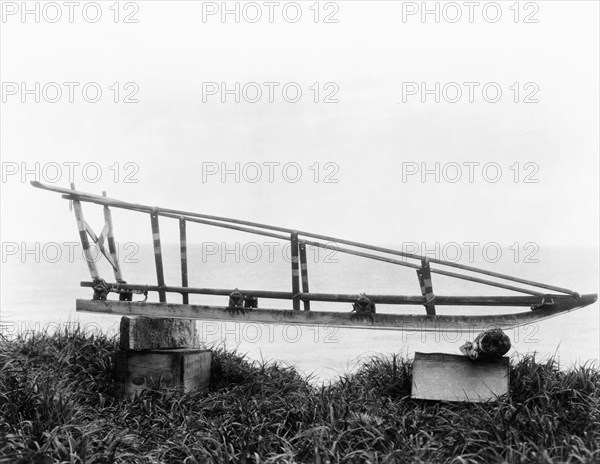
[{"xmin": 32, "ymin": 181, "xmax": 597, "ymax": 332}]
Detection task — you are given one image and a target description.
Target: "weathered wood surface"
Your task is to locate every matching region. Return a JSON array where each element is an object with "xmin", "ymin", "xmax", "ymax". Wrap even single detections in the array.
[
  {"xmin": 291, "ymin": 232, "xmax": 301, "ymax": 311},
  {"xmin": 150, "ymin": 213, "xmax": 166, "ymax": 303},
  {"xmin": 411, "ymin": 352, "xmax": 509, "ymax": 402},
  {"xmin": 179, "ymin": 217, "xmax": 189, "ymax": 304},
  {"xmin": 299, "ymin": 241, "xmax": 311, "ymax": 311},
  {"xmin": 417, "ymin": 257, "xmax": 436, "ymax": 315},
  {"xmin": 119, "ymin": 316, "xmax": 197, "ymax": 351},
  {"xmin": 70, "ymin": 184, "xmax": 99, "ymax": 280},
  {"xmin": 114, "ymin": 348, "xmax": 211, "ymax": 398},
  {"xmin": 102, "ymin": 191, "xmax": 124, "ymax": 282},
  {"xmin": 77, "ymin": 299, "xmax": 592, "ymax": 331}
]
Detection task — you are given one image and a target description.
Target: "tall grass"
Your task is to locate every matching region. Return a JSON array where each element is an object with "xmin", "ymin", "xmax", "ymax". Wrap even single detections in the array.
[{"xmin": 1, "ymin": 326, "xmax": 598, "ymax": 463}]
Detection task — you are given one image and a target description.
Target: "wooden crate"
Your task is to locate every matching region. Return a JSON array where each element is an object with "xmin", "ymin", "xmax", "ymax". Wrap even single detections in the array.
[
  {"xmin": 115, "ymin": 348, "xmax": 211, "ymax": 398},
  {"xmin": 411, "ymin": 352, "xmax": 509, "ymax": 403},
  {"xmin": 119, "ymin": 316, "xmax": 197, "ymax": 351}
]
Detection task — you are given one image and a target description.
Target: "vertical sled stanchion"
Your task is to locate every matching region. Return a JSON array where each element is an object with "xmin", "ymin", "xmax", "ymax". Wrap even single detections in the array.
[
  {"xmin": 416, "ymin": 257, "xmax": 436, "ymax": 315},
  {"xmin": 299, "ymin": 241, "xmax": 311, "ymax": 311},
  {"xmin": 291, "ymin": 232, "xmax": 301, "ymax": 310},
  {"xmin": 102, "ymin": 191, "xmax": 124, "ymax": 283},
  {"xmin": 179, "ymin": 217, "xmax": 189, "ymax": 304},
  {"xmin": 103, "ymin": 191, "xmax": 132, "ymax": 301},
  {"xmin": 150, "ymin": 211, "xmax": 167, "ymax": 303},
  {"xmin": 71, "ymin": 183, "xmax": 100, "ymax": 281}
]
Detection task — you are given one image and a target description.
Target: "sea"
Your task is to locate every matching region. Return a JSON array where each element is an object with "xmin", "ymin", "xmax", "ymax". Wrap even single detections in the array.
[{"xmin": 1, "ymin": 242, "xmax": 598, "ymax": 383}]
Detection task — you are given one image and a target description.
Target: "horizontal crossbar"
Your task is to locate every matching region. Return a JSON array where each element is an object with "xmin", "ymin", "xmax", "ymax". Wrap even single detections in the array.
[{"xmin": 80, "ymin": 281, "xmax": 593, "ymax": 308}]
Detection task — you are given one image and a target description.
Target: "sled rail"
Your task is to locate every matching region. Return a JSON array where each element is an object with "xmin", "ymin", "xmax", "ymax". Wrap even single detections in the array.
[
  {"xmin": 79, "ymin": 281, "xmax": 594, "ymax": 307},
  {"xmin": 31, "ymin": 181, "xmax": 577, "ymax": 296}
]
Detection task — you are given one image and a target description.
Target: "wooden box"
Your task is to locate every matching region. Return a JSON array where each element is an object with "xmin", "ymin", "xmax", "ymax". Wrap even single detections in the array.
[
  {"xmin": 119, "ymin": 316, "xmax": 197, "ymax": 351},
  {"xmin": 115, "ymin": 348, "xmax": 211, "ymax": 398},
  {"xmin": 411, "ymin": 352, "xmax": 509, "ymax": 403}
]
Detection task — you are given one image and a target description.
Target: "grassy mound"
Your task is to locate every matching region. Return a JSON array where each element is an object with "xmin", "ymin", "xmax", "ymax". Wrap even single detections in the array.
[{"xmin": 1, "ymin": 327, "xmax": 599, "ymax": 463}]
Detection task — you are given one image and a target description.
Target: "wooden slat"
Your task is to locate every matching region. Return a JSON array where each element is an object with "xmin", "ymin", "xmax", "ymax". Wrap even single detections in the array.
[
  {"xmin": 417, "ymin": 257, "xmax": 435, "ymax": 315},
  {"xmin": 291, "ymin": 232, "xmax": 301, "ymax": 310},
  {"xmin": 70, "ymin": 183, "xmax": 99, "ymax": 280},
  {"xmin": 83, "ymin": 221, "xmax": 119, "ymax": 272},
  {"xmin": 103, "ymin": 191, "xmax": 123, "ymax": 282},
  {"xmin": 150, "ymin": 212, "xmax": 166, "ymax": 303},
  {"xmin": 92, "ymin": 222, "xmax": 109, "ymax": 249},
  {"xmin": 299, "ymin": 241, "xmax": 310, "ymax": 311},
  {"xmin": 179, "ymin": 217, "xmax": 189, "ymax": 304},
  {"xmin": 75, "ymin": 298, "xmax": 592, "ymax": 332}
]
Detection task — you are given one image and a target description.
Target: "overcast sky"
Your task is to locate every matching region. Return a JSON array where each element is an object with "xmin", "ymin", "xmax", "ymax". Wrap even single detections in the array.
[{"xmin": 1, "ymin": 1, "xmax": 598, "ymax": 251}]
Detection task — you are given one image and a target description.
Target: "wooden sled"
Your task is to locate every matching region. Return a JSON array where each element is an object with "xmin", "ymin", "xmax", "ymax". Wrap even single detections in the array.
[{"xmin": 32, "ymin": 181, "xmax": 597, "ymax": 332}]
